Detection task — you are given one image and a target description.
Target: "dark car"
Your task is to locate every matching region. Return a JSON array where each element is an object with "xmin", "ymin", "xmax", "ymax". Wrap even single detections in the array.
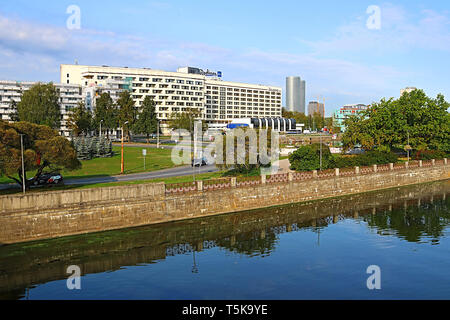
[{"xmin": 32, "ymin": 172, "xmax": 64, "ymax": 186}]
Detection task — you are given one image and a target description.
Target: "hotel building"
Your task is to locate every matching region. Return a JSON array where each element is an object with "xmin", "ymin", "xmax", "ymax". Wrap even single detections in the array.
[{"xmin": 60, "ymin": 64, "xmax": 282, "ymax": 133}]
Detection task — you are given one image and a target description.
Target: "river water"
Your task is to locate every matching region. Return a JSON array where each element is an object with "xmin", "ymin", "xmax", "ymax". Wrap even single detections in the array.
[{"xmin": 0, "ymin": 180, "xmax": 449, "ymax": 300}]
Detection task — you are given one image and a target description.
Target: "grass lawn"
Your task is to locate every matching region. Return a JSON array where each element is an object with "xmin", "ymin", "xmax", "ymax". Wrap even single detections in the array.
[
  {"xmin": 0, "ymin": 171, "xmax": 225, "ymax": 195},
  {"xmin": 0, "ymin": 146, "xmax": 180, "ymax": 184}
]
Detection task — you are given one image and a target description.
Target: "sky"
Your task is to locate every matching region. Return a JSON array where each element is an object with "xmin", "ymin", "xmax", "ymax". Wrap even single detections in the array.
[{"xmin": 0, "ymin": 0, "xmax": 449, "ymax": 116}]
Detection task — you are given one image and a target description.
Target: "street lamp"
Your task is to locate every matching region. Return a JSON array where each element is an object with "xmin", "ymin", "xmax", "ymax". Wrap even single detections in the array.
[
  {"xmin": 20, "ymin": 134, "xmax": 26, "ymax": 194},
  {"xmin": 121, "ymin": 121, "xmax": 129, "ymax": 174},
  {"xmin": 157, "ymin": 119, "xmax": 160, "ymax": 149}
]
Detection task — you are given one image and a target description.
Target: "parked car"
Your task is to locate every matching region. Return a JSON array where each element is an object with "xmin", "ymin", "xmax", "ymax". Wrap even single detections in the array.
[
  {"xmin": 345, "ymin": 148, "xmax": 365, "ymax": 155},
  {"xmin": 191, "ymin": 157, "xmax": 208, "ymax": 167},
  {"xmin": 32, "ymin": 172, "xmax": 64, "ymax": 186}
]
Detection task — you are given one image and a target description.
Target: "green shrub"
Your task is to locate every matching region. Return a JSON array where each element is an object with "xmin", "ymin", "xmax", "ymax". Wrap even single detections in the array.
[
  {"xmin": 355, "ymin": 151, "xmax": 398, "ymax": 166},
  {"xmin": 413, "ymin": 149, "xmax": 448, "ymax": 160},
  {"xmin": 329, "ymin": 155, "xmax": 358, "ymax": 168},
  {"xmin": 289, "ymin": 144, "xmax": 332, "ymax": 171}
]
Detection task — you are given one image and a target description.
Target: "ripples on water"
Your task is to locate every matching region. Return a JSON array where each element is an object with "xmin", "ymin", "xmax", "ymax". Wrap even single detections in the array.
[{"xmin": 0, "ymin": 180, "xmax": 449, "ymax": 300}]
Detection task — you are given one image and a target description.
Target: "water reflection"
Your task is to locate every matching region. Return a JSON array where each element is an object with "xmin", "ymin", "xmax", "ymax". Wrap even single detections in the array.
[
  {"xmin": 363, "ymin": 195, "xmax": 450, "ymax": 244},
  {"xmin": 0, "ymin": 180, "xmax": 448, "ymax": 300}
]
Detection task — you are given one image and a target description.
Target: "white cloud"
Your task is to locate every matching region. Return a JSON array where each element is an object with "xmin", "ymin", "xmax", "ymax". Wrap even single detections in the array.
[{"xmin": 301, "ymin": 3, "xmax": 450, "ymax": 55}]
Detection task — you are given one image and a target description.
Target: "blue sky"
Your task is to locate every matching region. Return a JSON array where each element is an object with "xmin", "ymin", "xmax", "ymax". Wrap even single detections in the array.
[{"xmin": 0, "ymin": 0, "xmax": 449, "ymax": 116}]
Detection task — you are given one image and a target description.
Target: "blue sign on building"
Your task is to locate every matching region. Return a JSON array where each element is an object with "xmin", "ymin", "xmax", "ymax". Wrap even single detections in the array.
[{"xmin": 217, "ymin": 71, "xmax": 222, "ymax": 78}]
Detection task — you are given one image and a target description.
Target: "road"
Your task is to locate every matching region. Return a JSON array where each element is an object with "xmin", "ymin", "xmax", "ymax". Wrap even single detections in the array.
[{"xmin": 0, "ymin": 164, "xmax": 218, "ymax": 191}]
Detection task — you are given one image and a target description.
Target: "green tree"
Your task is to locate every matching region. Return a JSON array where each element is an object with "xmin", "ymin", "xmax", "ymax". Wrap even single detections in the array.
[
  {"xmin": 342, "ymin": 90, "xmax": 450, "ymax": 153},
  {"xmin": 133, "ymin": 96, "xmax": 158, "ymax": 143},
  {"xmin": 67, "ymin": 102, "xmax": 93, "ymax": 137},
  {"xmin": 168, "ymin": 108, "xmax": 205, "ymax": 132},
  {"xmin": 94, "ymin": 92, "xmax": 118, "ymax": 139},
  {"xmin": 216, "ymin": 128, "xmax": 274, "ymax": 174},
  {"xmin": 17, "ymin": 83, "xmax": 61, "ymax": 129},
  {"xmin": 0, "ymin": 120, "xmax": 81, "ymax": 189},
  {"xmin": 9, "ymin": 99, "xmax": 19, "ymax": 122},
  {"xmin": 282, "ymin": 109, "xmax": 308, "ymax": 126},
  {"xmin": 312, "ymin": 112, "xmax": 325, "ymax": 130},
  {"xmin": 117, "ymin": 91, "xmax": 136, "ymax": 142}
]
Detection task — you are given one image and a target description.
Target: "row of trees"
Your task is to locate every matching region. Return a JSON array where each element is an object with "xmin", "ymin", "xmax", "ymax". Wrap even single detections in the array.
[
  {"xmin": 7, "ymin": 83, "xmax": 160, "ymax": 142},
  {"xmin": 281, "ymin": 109, "xmax": 334, "ymax": 131},
  {"xmin": 68, "ymin": 92, "xmax": 159, "ymax": 142},
  {"xmin": 342, "ymin": 90, "xmax": 450, "ymax": 153}
]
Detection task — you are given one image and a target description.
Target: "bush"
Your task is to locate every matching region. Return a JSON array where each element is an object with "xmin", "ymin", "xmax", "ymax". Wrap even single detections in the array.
[
  {"xmin": 413, "ymin": 149, "xmax": 448, "ymax": 160},
  {"xmin": 289, "ymin": 144, "xmax": 332, "ymax": 171},
  {"xmin": 290, "ymin": 147, "xmax": 398, "ymax": 172},
  {"xmin": 329, "ymin": 155, "xmax": 358, "ymax": 168},
  {"xmin": 355, "ymin": 150, "xmax": 398, "ymax": 166}
]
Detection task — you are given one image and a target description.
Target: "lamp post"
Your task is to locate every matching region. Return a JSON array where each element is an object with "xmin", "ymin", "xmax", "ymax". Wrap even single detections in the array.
[
  {"xmin": 20, "ymin": 134, "xmax": 26, "ymax": 194},
  {"xmin": 157, "ymin": 119, "xmax": 160, "ymax": 149},
  {"xmin": 121, "ymin": 121, "xmax": 128, "ymax": 174},
  {"xmin": 319, "ymin": 134, "xmax": 323, "ymax": 171}
]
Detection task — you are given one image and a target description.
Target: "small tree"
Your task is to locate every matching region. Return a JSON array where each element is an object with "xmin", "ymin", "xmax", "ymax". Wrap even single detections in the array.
[
  {"xmin": 94, "ymin": 92, "xmax": 118, "ymax": 139},
  {"xmin": 133, "ymin": 96, "xmax": 157, "ymax": 143},
  {"xmin": 117, "ymin": 91, "xmax": 136, "ymax": 142},
  {"xmin": 9, "ymin": 99, "xmax": 19, "ymax": 122},
  {"xmin": 0, "ymin": 120, "xmax": 81, "ymax": 189},
  {"xmin": 215, "ymin": 128, "xmax": 274, "ymax": 175},
  {"xmin": 168, "ymin": 108, "xmax": 207, "ymax": 133},
  {"xmin": 67, "ymin": 102, "xmax": 93, "ymax": 137}
]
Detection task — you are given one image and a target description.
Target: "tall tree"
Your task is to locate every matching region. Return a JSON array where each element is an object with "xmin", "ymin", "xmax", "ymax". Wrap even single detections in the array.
[
  {"xmin": 133, "ymin": 96, "xmax": 158, "ymax": 143},
  {"xmin": 17, "ymin": 83, "xmax": 61, "ymax": 129},
  {"xmin": 117, "ymin": 91, "xmax": 136, "ymax": 142},
  {"xmin": 0, "ymin": 120, "xmax": 81, "ymax": 189},
  {"xmin": 67, "ymin": 101, "xmax": 93, "ymax": 137},
  {"xmin": 9, "ymin": 99, "xmax": 19, "ymax": 122},
  {"xmin": 342, "ymin": 90, "xmax": 450, "ymax": 153},
  {"xmin": 94, "ymin": 92, "xmax": 118, "ymax": 138},
  {"xmin": 281, "ymin": 109, "xmax": 308, "ymax": 126}
]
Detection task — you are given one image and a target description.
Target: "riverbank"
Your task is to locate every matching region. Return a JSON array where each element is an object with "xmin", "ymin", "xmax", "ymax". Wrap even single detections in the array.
[{"xmin": 0, "ymin": 160, "xmax": 448, "ymax": 244}]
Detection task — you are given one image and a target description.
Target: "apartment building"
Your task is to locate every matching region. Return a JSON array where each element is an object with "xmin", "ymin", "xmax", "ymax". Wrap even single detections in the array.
[
  {"xmin": 60, "ymin": 64, "xmax": 282, "ymax": 132},
  {"xmin": 332, "ymin": 104, "xmax": 368, "ymax": 132},
  {"xmin": 0, "ymin": 80, "xmax": 83, "ymax": 137}
]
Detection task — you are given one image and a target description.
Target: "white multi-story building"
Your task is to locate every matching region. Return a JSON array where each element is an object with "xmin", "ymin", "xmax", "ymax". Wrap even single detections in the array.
[
  {"xmin": 0, "ymin": 80, "xmax": 83, "ymax": 137},
  {"xmin": 0, "ymin": 80, "xmax": 123, "ymax": 137},
  {"xmin": 60, "ymin": 64, "xmax": 282, "ymax": 133}
]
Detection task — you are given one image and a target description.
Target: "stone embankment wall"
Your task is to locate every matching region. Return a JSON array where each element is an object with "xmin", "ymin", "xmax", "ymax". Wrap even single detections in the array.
[{"xmin": 0, "ymin": 160, "xmax": 448, "ymax": 244}]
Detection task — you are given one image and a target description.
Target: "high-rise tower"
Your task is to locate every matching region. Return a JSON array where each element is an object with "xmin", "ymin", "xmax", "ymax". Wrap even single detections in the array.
[{"xmin": 286, "ymin": 76, "xmax": 306, "ymax": 114}]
